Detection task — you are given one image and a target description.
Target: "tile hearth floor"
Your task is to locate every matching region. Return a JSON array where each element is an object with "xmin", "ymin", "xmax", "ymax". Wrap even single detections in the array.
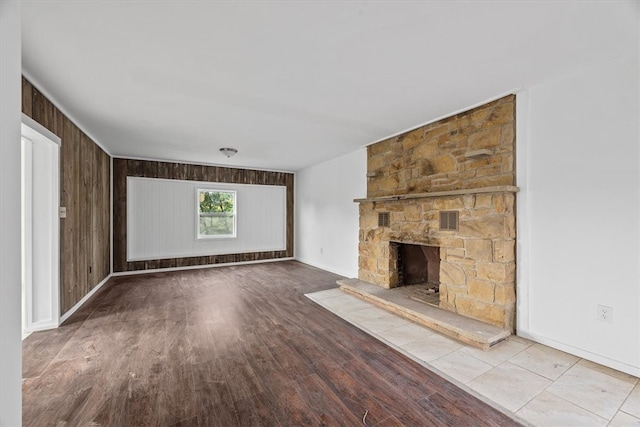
[{"xmin": 306, "ymin": 288, "xmax": 640, "ymax": 427}]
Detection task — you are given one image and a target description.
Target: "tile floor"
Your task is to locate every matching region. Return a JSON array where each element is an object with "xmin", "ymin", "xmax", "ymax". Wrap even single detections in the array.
[{"xmin": 306, "ymin": 288, "xmax": 640, "ymax": 427}]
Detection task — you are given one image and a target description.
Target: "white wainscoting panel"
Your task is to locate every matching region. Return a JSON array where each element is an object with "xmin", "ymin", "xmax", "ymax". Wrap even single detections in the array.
[{"xmin": 127, "ymin": 177, "xmax": 286, "ymax": 261}]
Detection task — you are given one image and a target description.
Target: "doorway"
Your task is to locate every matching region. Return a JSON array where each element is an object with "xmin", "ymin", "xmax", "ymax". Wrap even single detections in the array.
[{"xmin": 21, "ymin": 114, "xmax": 61, "ymax": 337}]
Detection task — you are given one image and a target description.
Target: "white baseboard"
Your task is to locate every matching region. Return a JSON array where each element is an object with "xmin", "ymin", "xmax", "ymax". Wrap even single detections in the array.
[
  {"xmin": 517, "ymin": 330, "xmax": 640, "ymax": 378},
  {"xmin": 23, "ymin": 320, "xmax": 58, "ymax": 335},
  {"xmin": 59, "ymin": 274, "xmax": 112, "ymax": 324},
  {"xmin": 294, "ymin": 258, "xmax": 352, "ymax": 279},
  {"xmin": 111, "ymin": 257, "xmax": 295, "ymax": 277}
]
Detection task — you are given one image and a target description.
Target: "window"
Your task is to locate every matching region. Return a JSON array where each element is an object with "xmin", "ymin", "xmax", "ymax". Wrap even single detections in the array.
[{"xmin": 197, "ymin": 189, "xmax": 236, "ymax": 238}]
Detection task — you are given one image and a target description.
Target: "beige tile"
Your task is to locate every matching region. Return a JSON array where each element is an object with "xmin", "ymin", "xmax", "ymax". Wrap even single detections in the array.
[
  {"xmin": 378, "ymin": 323, "xmax": 435, "ymax": 347},
  {"xmin": 402, "ymin": 333, "xmax": 464, "ymax": 363},
  {"xmin": 342, "ymin": 306, "xmax": 390, "ymax": 322},
  {"xmin": 430, "ymin": 349, "xmax": 493, "ymax": 384},
  {"xmin": 461, "ymin": 337, "xmax": 530, "ymax": 366},
  {"xmin": 319, "ymin": 295, "xmax": 372, "ymax": 312},
  {"xmin": 509, "ymin": 343, "xmax": 579, "ymax": 380},
  {"xmin": 509, "ymin": 335, "xmax": 535, "ymax": 346},
  {"xmin": 305, "ymin": 288, "xmax": 344, "ymax": 301},
  {"xmin": 467, "ymin": 362, "xmax": 552, "ymax": 412},
  {"xmin": 621, "ymin": 383, "xmax": 640, "ymax": 419},
  {"xmin": 578, "ymin": 359, "xmax": 639, "ymax": 386},
  {"xmin": 358, "ymin": 314, "xmax": 413, "ymax": 334},
  {"xmin": 609, "ymin": 411, "xmax": 640, "ymax": 426},
  {"xmin": 547, "ymin": 364, "xmax": 635, "ymax": 420},
  {"xmin": 311, "ymin": 291, "xmax": 638, "ymax": 426},
  {"xmin": 516, "ymin": 391, "xmax": 607, "ymax": 427}
]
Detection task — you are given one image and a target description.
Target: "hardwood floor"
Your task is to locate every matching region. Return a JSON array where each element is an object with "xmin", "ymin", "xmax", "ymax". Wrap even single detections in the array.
[{"xmin": 23, "ymin": 261, "xmax": 520, "ymax": 426}]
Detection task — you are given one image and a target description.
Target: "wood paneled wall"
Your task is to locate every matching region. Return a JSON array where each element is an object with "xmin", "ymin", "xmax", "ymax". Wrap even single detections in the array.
[
  {"xmin": 113, "ymin": 158, "xmax": 294, "ymax": 272},
  {"xmin": 22, "ymin": 77, "xmax": 111, "ymax": 314}
]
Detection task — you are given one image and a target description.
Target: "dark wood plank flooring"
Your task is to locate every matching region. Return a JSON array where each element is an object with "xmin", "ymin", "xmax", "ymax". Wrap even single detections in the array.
[{"xmin": 23, "ymin": 261, "xmax": 520, "ymax": 426}]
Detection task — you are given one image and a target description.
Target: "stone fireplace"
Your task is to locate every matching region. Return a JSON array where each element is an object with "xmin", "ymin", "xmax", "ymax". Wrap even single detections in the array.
[{"xmin": 356, "ymin": 95, "xmax": 517, "ymax": 331}]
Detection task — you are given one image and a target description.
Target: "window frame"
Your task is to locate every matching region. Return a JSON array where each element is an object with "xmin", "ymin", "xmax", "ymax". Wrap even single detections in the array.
[{"xmin": 195, "ymin": 188, "xmax": 237, "ymax": 239}]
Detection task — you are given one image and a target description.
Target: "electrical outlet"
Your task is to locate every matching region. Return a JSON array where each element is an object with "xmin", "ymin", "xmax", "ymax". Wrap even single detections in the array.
[
  {"xmin": 320, "ymin": 248, "xmax": 323, "ymax": 254},
  {"xmin": 597, "ymin": 305, "xmax": 613, "ymax": 323}
]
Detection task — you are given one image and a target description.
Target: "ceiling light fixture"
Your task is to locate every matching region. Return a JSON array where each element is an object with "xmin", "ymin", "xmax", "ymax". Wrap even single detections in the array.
[{"xmin": 219, "ymin": 147, "xmax": 238, "ymax": 158}]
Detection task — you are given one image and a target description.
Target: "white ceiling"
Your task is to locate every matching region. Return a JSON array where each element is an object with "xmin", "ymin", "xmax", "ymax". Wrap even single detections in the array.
[{"xmin": 22, "ymin": 1, "xmax": 637, "ymax": 172}]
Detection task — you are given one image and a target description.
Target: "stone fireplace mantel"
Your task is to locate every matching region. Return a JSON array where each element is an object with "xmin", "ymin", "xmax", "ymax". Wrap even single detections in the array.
[{"xmin": 354, "ymin": 185, "xmax": 518, "ymax": 204}]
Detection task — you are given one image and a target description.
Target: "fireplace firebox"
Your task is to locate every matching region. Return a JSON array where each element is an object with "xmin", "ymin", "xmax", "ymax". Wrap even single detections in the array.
[{"xmin": 394, "ymin": 243, "xmax": 440, "ymax": 288}]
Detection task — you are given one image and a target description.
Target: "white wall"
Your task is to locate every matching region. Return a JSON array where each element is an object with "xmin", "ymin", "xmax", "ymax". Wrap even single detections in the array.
[
  {"xmin": 0, "ymin": 0, "xmax": 23, "ymax": 425},
  {"xmin": 517, "ymin": 52, "xmax": 640, "ymax": 376},
  {"xmin": 127, "ymin": 177, "xmax": 287, "ymax": 260},
  {"xmin": 295, "ymin": 148, "xmax": 366, "ymax": 277}
]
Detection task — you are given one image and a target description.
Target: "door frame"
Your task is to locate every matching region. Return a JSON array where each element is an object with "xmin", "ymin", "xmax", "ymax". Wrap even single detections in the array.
[{"xmin": 21, "ymin": 113, "xmax": 61, "ymax": 334}]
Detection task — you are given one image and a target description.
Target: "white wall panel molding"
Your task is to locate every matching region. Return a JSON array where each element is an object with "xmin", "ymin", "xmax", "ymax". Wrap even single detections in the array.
[{"xmin": 127, "ymin": 177, "xmax": 287, "ymax": 261}]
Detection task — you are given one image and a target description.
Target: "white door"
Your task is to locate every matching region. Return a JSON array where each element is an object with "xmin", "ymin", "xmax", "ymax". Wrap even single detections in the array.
[{"xmin": 21, "ymin": 116, "xmax": 60, "ymax": 335}]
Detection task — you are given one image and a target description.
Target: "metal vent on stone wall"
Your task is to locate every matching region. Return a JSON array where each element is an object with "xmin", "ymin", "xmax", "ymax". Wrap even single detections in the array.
[
  {"xmin": 378, "ymin": 212, "xmax": 390, "ymax": 227},
  {"xmin": 440, "ymin": 211, "xmax": 459, "ymax": 231}
]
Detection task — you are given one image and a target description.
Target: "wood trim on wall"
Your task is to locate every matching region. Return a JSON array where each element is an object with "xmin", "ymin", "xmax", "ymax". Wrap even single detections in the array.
[
  {"xmin": 22, "ymin": 77, "xmax": 111, "ymax": 315},
  {"xmin": 112, "ymin": 158, "xmax": 294, "ymax": 272}
]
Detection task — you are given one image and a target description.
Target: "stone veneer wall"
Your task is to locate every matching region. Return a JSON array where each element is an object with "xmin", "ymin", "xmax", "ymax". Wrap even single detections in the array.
[
  {"xmin": 367, "ymin": 95, "xmax": 515, "ymax": 196},
  {"xmin": 358, "ymin": 95, "xmax": 516, "ymax": 330}
]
